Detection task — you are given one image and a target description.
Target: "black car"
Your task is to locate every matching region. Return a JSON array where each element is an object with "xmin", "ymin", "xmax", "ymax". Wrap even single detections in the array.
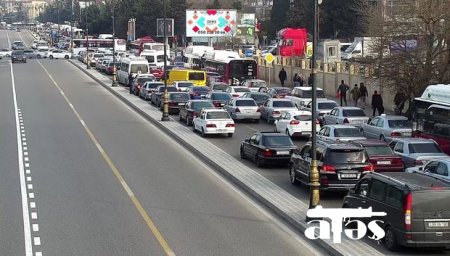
[
  {"xmin": 11, "ymin": 50, "xmax": 26, "ymax": 63},
  {"xmin": 343, "ymin": 172, "xmax": 450, "ymax": 251},
  {"xmin": 240, "ymin": 132, "xmax": 297, "ymax": 167},
  {"xmin": 289, "ymin": 140, "xmax": 373, "ymax": 191},
  {"xmin": 163, "ymin": 92, "xmax": 190, "ymax": 113},
  {"xmin": 206, "ymin": 92, "xmax": 231, "ymax": 107},
  {"xmin": 150, "ymin": 86, "xmax": 177, "ymax": 107},
  {"xmin": 186, "ymin": 86, "xmax": 211, "ymax": 99},
  {"xmin": 241, "ymin": 92, "xmax": 270, "ymax": 106},
  {"xmin": 259, "ymin": 87, "xmax": 292, "ymax": 98},
  {"xmin": 179, "ymin": 100, "xmax": 214, "ymax": 126}
]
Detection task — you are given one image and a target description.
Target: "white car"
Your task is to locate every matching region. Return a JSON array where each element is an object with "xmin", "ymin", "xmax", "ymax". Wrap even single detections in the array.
[
  {"xmin": 322, "ymin": 107, "xmax": 369, "ymax": 127},
  {"xmin": 274, "ymin": 110, "xmax": 320, "ymax": 138},
  {"xmin": 226, "ymin": 86, "xmax": 251, "ymax": 98},
  {"xmin": 223, "ymin": 98, "xmax": 261, "ymax": 121},
  {"xmin": 193, "ymin": 109, "xmax": 235, "ymax": 137},
  {"xmin": 240, "ymin": 79, "xmax": 267, "ymax": 92},
  {"xmin": 171, "ymin": 81, "xmax": 194, "ymax": 92},
  {"xmin": 317, "ymin": 125, "xmax": 366, "ymax": 142},
  {"xmin": 46, "ymin": 49, "xmax": 72, "ymax": 59},
  {"xmin": 406, "ymin": 158, "xmax": 450, "ymax": 182},
  {"xmin": 0, "ymin": 48, "xmax": 12, "ymax": 57}
]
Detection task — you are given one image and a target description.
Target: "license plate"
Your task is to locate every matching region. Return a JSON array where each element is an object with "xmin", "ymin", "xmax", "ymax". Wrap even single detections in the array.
[
  {"xmin": 276, "ymin": 151, "xmax": 290, "ymax": 155},
  {"xmin": 216, "ymin": 129, "xmax": 227, "ymax": 133},
  {"xmin": 403, "ymin": 132, "xmax": 411, "ymax": 136},
  {"xmin": 377, "ymin": 161, "xmax": 391, "ymax": 165},
  {"xmin": 178, "ymin": 103, "xmax": 184, "ymax": 105},
  {"xmin": 340, "ymin": 173, "xmax": 357, "ymax": 179},
  {"xmin": 428, "ymin": 222, "xmax": 449, "ymax": 228}
]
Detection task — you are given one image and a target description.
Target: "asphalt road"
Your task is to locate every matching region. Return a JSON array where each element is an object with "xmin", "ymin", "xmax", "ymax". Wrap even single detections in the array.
[{"xmin": 0, "ymin": 29, "xmax": 323, "ymax": 256}]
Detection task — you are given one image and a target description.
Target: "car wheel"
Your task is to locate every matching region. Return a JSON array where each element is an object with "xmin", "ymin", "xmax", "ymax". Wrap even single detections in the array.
[
  {"xmin": 228, "ymin": 133, "xmax": 233, "ymax": 137},
  {"xmin": 37, "ymin": 55, "xmax": 41, "ymax": 59},
  {"xmin": 289, "ymin": 165, "xmax": 299, "ymax": 185},
  {"xmin": 255, "ymin": 154, "xmax": 264, "ymax": 168},
  {"xmin": 384, "ymin": 226, "xmax": 400, "ymax": 251},
  {"xmin": 380, "ymin": 135, "xmax": 386, "ymax": 142},
  {"xmin": 65, "ymin": 55, "xmax": 69, "ymax": 59},
  {"xmin": 201, "ymin": 128, "xmax": 206, "ymax": 137},
  {"xmin": 49, "ymin": 55, "xmax": 53, "ymax": 59},
  {"xmin": 240, "ymin": 147, "xmax": 246, "ymax": 159}
]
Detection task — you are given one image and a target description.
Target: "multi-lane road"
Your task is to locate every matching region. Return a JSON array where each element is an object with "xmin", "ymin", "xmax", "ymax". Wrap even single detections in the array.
[{"xmin": 0, "ymin": 29, "xmax": 323, "ymax": 256}]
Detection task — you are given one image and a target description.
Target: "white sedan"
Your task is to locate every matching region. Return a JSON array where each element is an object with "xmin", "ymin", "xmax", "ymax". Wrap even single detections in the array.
[
  {"xmin": 193, "ymin": 109, "xmax": 235, "ymax": 137},
  {"xmin": 406, "ymin": 158, "xmax": 450, "ymax": 182},
  {"xmin": 317, "ymin": 125, "xmax": 366, "ymax": 142},
  {"xmin": 226, "ymin": 86, "xmax": 251, "ymax": 98},
  {"xmin": 0, "ymin": 48, "xmax": 12, "ymax": 58},
  {"xmin": 46, "ymin": 49, "xmax": 72, "ymax": 59},
  {"xmin": 274, "ymin": 110, "xmax": 320, "ymax": 138}
]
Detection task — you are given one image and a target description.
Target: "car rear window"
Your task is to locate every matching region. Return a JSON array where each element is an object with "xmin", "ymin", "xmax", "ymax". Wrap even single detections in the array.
[
  {"xmin": 334, "ymin": 128, "xmax": 363, "ymax": 137},
  {"xmin": 293, "ymin": 115, "xmax": 312, "ymax": 121},
  {"xmin": 212, "ymin": 84, "xmax": 229, "ymax": 91},
  {"xmin": 234, "ymin": 88, "xmax": 250, "ymax": 93},
  {"xmin": 413, "ymin": 190, "xmax": 450, "ymax": 214},
  {"xmin": 364, "ymin": 146, "xmax": 394, "ymax": 156},
  {"xmin": 169, "ymin": 93, "xmax": 190, "ymax": 101},
  {"xmin": 343, "ymin": 109, "xmax": 366, "ymax": 117},
  {"xmin": 301, "ymin": 90, "xmax": 325, "ymax": 98},
  {"xmin": 318, "ymin": 102, "xmax": 338, "ymax": 109},
  {"xmin": 236, "ymin": 100, "xmax": 256, "ymax": 106},
  {"xmin": 193, "ymin": 87, "xmax": 210, "ymax": 92},
  {"xmin": 388, "ymin": 119, "xmax": 412, "ymax": 128},
  {"xmin": 211, "ymin": 93, "xmax": 231, "ymax": 100},
  {"xmin": 262, "ymin": 136, "xmax": 294, "ymax": 147},
  {"xmin": 192, "ymin": 102, "xmax": 214, "ymax": 110},
  {"xmin": 250, "ymin": 82, "xmax": 266, "ymax": 87},
  {"xmin": 251, "ymin": 94, "xmax": 269, "ymax": 101},
  {"xmin": 146, "ymin": 83, "xmax": 163, "ymax": 88},
  {"xmin": 177, "ymin": 82, "xmax": 193, "ymax": 88},
  {"xmin": 188, "ymin": 72, "xmax": 205, "ymax": 80},
  {"xmin": 273, "ymin": 101, "xmax": 294, "ymax": 108},
  {"xmin": 408, "ymin": 143, "xmax": 442, "ymax": 153},
  {"xmin": 206, "ymin": 112, "xmax": 230, "ymax": 119},
  {"xmin": 326, "ymin": 149, "xmax": 367, "ymax": 164},
  {"xmin": 137, "ymin": 77, "xmax": 155, "ymax": 83}
]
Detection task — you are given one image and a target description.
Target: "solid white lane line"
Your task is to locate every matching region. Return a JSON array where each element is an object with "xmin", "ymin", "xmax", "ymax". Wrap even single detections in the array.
[{"xmin": 7, "ymin": 30, "xmax": 33, "ymax": 256}]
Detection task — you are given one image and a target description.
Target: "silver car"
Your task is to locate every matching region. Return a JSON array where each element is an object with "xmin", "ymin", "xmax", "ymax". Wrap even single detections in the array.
[
  {"xmin": 360, "ymin": 115, "xmax": 412, "ymax": 142},
  {"xmin": 259, "ymin": 99, "xmax": 297, "ymax": 124},
  {"xmin": 301, "ymin": 99, "xmax": 339, "ymax": 119},
  {"xmin": 317, "ymin": 125, "xmax": 366, "ymax": 142},
  {"xmin": 388, "ymin": 138, "xmax": 449, "ymax": 167},
  {"xmin": 406, "ymin": 157, "xmax": 450, "ymax": 182},
  {"xmin": 322, "ymin": 107, "xmax": 369, "ymax": 127},
  {"xmin": 224, "ymin": 98, "xmax": 261, "ymax": 121}
]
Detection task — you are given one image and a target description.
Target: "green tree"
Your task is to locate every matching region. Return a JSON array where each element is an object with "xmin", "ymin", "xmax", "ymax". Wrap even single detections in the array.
[
  {"xmin": 320, "ymin": 0, "xmax": 364, "ymax": 39},
  {"xmin": 285, "ymin": 0, "xmax": 313, "ymax": 32},
  {"xmin": 207, "ymin": 0, "xmax": 221, "ymax": 9},
  {"xmin": 231, "ymin": 1, "xmax": 242, "ymax": 12},
  {"xmin": 268, "ymin": 0, "xmax": 289, "ymax": 39},
  {"xmin": 168, "ymin": 0, "xmax": 188, "ymax": 37}
]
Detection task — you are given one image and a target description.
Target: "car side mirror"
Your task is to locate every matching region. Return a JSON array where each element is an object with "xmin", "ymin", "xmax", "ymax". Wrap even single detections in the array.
[{"xmin": 244, "ymin": 139, "xmax": 250, "ymax": 142}]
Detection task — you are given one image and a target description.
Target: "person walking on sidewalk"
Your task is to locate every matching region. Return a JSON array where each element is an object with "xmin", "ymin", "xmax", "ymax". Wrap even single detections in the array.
[
  {"xmin": 293, "ymin": 73, "xmax": 301, "ymax": 87},
  {"xmin": 371, "ymin": 90, "xmax": 384, "ymax": 116},
  {"xmin": 350, "ymin": 84, "xmax": 361, "ymax": 107},
  {"xmin": 337, "ymin": 80, "xmax": 349, "ymax": 106},
  {"xmin": 279, "ymin": 68, "xmax": 287, "ymax": 87},
  {"xmin": 359, "ymin": 82, "xmax": 368, "ymax": 109},
  {"xmin": 394, "ymin": 90, "xmax": 407, "ymax": 115},
  {"xmin": 128, "ymin": 73, "xmax": 134, "ymax": 94}
]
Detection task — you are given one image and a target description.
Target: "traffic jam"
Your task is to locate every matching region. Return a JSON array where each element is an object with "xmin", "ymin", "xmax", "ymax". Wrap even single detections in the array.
[{"xmin": 78, "ymin": 43, "xmax": 450, "ymax": 252}]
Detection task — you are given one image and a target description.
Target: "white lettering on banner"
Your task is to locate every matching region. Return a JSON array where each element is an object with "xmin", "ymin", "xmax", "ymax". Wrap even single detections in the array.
[{"xmin": 305, "ymin": 206, "xmax": 386, "ymax": 243}]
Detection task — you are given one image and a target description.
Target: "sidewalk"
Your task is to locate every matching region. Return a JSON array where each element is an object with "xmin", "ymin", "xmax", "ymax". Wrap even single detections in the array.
[{"xmin": 69, "ymin": 59, "xmax": 386, "ymax": 256}]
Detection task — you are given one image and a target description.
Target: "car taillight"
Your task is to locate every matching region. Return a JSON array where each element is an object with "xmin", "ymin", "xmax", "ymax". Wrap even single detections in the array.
[
  {"xmin": 320, "ymin": 176, "xmax": 329, "ymax": 186},
  {"xmin": 232, "ymin": 94, "xmax": 240, "ymax": 97},
  {"xmin": 363, "ymin": 164, "xmax": 374, "ymax": 171},
  {"xmin": 392, "ymin": 158, "xmax": 404, "ymax": 166},
  {"xmin": 262, "ymin": 149, "xmax": 273, "ymax": 157},
  {"xmin": 272, "ymin": 110, "xmax": 280, "ymax": 115},
  {"xmin": 191, "ymin": 112, "xmax": 196, "ymax": 117},
  {"xmin": 404, "ymin": 193, "xmax": 412, "ymax": 232},
  {"xmin": 391, "ymin": 132, "xmax": 401, "ymax": 137},
  {"xmin": 414, "ymin": 160, "xmax": 423, "ymax": 166},
  {"xmin": 315, "ymin": 119, "xmax": 320, "ymax": 124},
  {"xmin": 206, "ymin": 123, "xmax": 216, "ymax": 128},
  {"xmin": 169, "ymin": 101, "xmax": 176, "ymax": 106},
  {"xmin": 235, "ymin": 108, "xmax": 241, "ymax": 113},
  {"xmin": 256, "ymin": 108, "xmax": 260, "ymax": 112},
  {"xmin": 343, "ymin": 118, "xmax": 349, "ymax": 124},
  {"xmin": 321, "ymin": 164, "xmax": 336, "ymax": 173},
  {"xmin": 290, "ymin": 120, "xmax": 299, "ymax": 125},
  {"xmin": 226, "ymin": 123, "xmax": 235, "ymax": 127},
  {"xmin": 213, "ymin": 102, "xmax": 221, "ymax": 107}
]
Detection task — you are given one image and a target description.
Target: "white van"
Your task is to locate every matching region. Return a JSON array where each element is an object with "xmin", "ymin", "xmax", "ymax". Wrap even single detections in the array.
[
  {"xmin": 140, "ymin": 50, "xmax": 169, "ymax": 67},
  {"xmin": 36, "ymin": 41, "xmax": 49, "ymax": 51},
  {"xmin": 117, "ymin": 58, "xmax": 150, "ymax": 85}
]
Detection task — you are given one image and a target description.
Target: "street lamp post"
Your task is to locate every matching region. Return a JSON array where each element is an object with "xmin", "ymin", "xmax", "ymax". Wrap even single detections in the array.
[
  {"xmin": 161, "ymin": 0, "xmax": 169, "ymax": 121},
  {"xmin": 86, "ymin": 28, "xmax": 90, "ymax": 69},
  {"xmin": 70, "ymin": 0, "xmax": 74, "ymax": 58},
  {"xmin": 308, "ymin": 0, "xmax": 321, "ymax": 212},
  {"xmin": 111, "ymin": 8, "xmax": 118, "ymax": 86}
]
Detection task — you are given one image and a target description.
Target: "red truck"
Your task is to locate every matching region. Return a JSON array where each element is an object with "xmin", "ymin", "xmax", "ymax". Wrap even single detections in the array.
[{"xmin": 277, "ymin": 28, "xmax": 308, "ymax": 57}]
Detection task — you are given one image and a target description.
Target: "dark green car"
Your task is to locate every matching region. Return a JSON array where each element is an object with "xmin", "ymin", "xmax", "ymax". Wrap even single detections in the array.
[{"xmin": 11, "ymin": 50, "xmax": 26, "ymax": 63}]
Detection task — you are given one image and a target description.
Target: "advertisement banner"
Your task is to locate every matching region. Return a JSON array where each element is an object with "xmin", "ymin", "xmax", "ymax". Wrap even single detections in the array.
[
  {"xmin": 157, "ymin": 18, "xmax": 174, "ymax": 37},
  {"xmin": 236, "ymin": 13, "xmax": 255, "ymax": 36},
  {"xmin": 186, "ymin": 9, "xmax": 237, "ymax": 37}
]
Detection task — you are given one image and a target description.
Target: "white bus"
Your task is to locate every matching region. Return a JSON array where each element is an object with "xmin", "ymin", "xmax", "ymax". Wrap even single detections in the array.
[
  {"xmin": 139, "ymin": 50, "xmax": 169, "ymax": 67},
  {"xmin": 117, "ymin": 58, "xmax": 150, "ymax": 85}
]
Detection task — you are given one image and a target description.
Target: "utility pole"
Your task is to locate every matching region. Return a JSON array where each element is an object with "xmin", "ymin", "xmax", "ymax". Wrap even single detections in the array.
[{"xmin": 161, "ymin": 0, "xmax": 169, "ymax": 121}]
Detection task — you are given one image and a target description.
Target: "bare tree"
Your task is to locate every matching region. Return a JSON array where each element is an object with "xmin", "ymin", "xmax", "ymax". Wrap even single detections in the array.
[{"xmin": 361, "ymin": 0, "xmax": 450, "ymax": 114}]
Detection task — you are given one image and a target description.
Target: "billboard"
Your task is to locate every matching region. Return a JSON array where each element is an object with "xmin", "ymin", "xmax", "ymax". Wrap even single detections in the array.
[
  {"xmin": 186, "ymin": 9, "xmax": 237, "ymax": 37},
  {"xmin": 236, "ymin": 13, "xmax": 255, "ymax": 36},
  {"xmin": 157, "ymin": 18, "xmax": 174, "ymax": 37}
]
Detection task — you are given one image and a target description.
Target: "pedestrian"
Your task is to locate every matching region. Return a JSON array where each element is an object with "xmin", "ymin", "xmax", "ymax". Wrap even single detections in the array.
[
  {"xmin": 299, "ymin": 73, "xmax": 305, "ymax": 87},
  {"xmin": 350, "ymin": 84, "xmax": 361, "ymax": 107},
  {"xmin": 128, "ymin": 73, "xmax": 134, "ymax": 94},
  {"xmin": 293, "ymin": 73, "xmax": 301, "ymax": 87},
  {"xmin": 337, "ymin": 80, "xmax": 349, "ymax": 106},
  {"xmin": 371, "ymin": 90, "xmax": 384, "ymax": 116},
  {"xmin": 359, "ymin": 82, "xmax": 368, "ymax": 109},
  {"xmin": 279, "ymin": 68, "xmax": 287, "ymax": 87},
  {"xmin": 307, "ymin": 75, "xmax": 313, "ymax": 86},
  {"xmin": 394, "ymin": 90, "xmax": 407, "ymax": 115}
]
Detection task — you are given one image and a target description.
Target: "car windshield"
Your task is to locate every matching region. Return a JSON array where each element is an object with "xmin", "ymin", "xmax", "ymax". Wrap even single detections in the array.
[
  {"xmin": 137, "ymin": 77, "xmax": 154, "ymax": 83},
  {"xmin": 364, "ymin": 146, "xmax": 394, "ymax": 156},
  {"xmin": 251, "ymin": 94, "xmax": 269, "ymax": 101},
  {"xmin": 192, "ymin": 102, "xmax": 213, "ymax": 110},
  {"xmin": 388, "ymin": 119, "xmax": 412, "ymax": 128},
  {"xmin": 318, "ymin": 102, "xmax": 338, "ymax": 109},
  {"xmin": 343, "ymin": 109, "xmax": 366, "ymax": 117},
  {"xmin": 301, "ymin": 90, "xmax": 325, "ymax": 98},
  {"xmin": 211, "ymin": 93, "xmax": 231, "ymax": 100},
  {"xmin": 334, "ymin": 128, "xmax": 363, "ymax": 137},
  {"xmin": 408, "ymin": 143, "xmax": 442, "ymax": 153},
  {"xmin": 293, "ymin": 115, "xmax": 312, "ymax": 121},
  {"xmin": 130, "ymin": 64, "xmax": 149, "ymax": 73},
  {"xmin": 236, "ymin": 100, "xmax": 256, "ymax": 106},
  {"xmin": 169, "ymin": 93, "xmax": 190, "ymax": 101},
  {"xmin": 273, "ymin": 101, "xmax": 294, "ymax": 108},
  {"xmin": 177, "ymin": 82, "xmax": 193, "ymax": 88},
  {"xmin": 327, "ymin": 150, "xmax": 367, "ymax": 164},
  {"xmin": 234, "ymin": 88, "xmax": 250, "ymax": 93},
  {"xmin": 262, "ymin": 136, "xmax": 294, "ymax": 147},
  {"xmin": 206, "ymin": 112, "xmax": 230, "ymax": 119},
  {"xmin": 193, "ymin": 87, "xmax": 210, "ymax": 92}
]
